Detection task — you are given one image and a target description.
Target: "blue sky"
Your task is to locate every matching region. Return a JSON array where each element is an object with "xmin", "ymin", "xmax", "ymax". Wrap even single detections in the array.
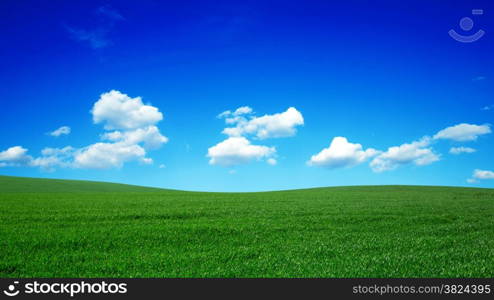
[{"xmin": 0, "ymin": 0, "xmax": 493, "ymax": 191}]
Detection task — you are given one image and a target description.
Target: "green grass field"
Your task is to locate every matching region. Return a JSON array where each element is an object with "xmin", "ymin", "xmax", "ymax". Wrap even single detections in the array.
[{"xmin": 1, "ymin": 175, "xmax": 493, "ymax": 278}]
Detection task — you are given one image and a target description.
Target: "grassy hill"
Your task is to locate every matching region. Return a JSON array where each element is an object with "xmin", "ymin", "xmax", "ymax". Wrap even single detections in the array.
[
  {"xmin": 0, "ymin": 175, "xmax": 493, "ymax": 277},
  {"xmin": 0, "ymin": 175, "xmax": 165, "ymax": 193}
]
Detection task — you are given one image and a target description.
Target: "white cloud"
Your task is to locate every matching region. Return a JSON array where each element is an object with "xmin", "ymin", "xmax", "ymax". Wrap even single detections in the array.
[
  {"xmin": 0, "ymin": 142, "xmax": 154, "ymax": 171},
  {"xmin": 3, "ymin": 91, "xmax": 168, "ymax": 171},
  {"xmin": 308, "ymin": 121, "xmax": 491, "ymax": 173},
  {"xmin": 141, "ymin": 157, "xmax": 153, "ymax": 165},
  {"xmin": 210, "ymin": 106, "xmax": 303, "ymax": 167},
  {"xmin": 0, "ymin": 146, "xmax": 29, "ymax": 161},
  {"xmin": 207, "ymin": 137, "xmax": 275, "ymax": 166},
  {"xmin": 224, "ymin": 116, "xmax": 244, "ymax": 125},
  {"xmin": 0, "ymin": 146, "xmax": 32, "ymax": 167},
  {"xmin": 267, "ymin": 158, "xmax": 277, "ymax": 165},
  {"xmin": 0, "ymin": 146, "xmax": 75, "ymax": 171},
  {"xmin": 73, "ymin": 142, "xmax": 148, "ymax": 169},
  {"xmin": 217, "ymin": 106, "xmax": 253, "ymax": 119},
  {"xmin": 449, "ymin": 147, "xmax": 476, "ymax": 155},
  {"xmin": 72, "ymin": 90, "xmax": 168, "ymax": 169},
  {"xmin": 468, "ymin": 169, "xmax": 494, "ymax": 183},
  {"xmin": 472, "ymin": 169, "xmax": 494, "ymax": 180},
  {"xmin": 41, "ymin": 146, "xmax": 74, "ymax": 156},
  {"xmin": 92, "ymin": 90, "xmax": 163, "ymax": 130},
  {"xmin": 30, "ymin": 146, "xmax": 75, "ymax": 171},
  {"xmin": 221, "ymin": 107, "xmax": 304, "ymax": 139},
  {"xmin": 370, "ymin": 137, "xmax": 440, "ymax": 172},
  {"xmin": 217, "ymin": 110, "xmax": 232, "ymax": 118},
  {"xmin": 49, "ymin": 126, "xmax": 71, "ymax": 137},
  {"xmin": 482, "ymin": 105, "xmax": 494, "ymax": 111},
  {"xmin": 159, "ymin": 164, "xmax": 166, "ymax": 169},
  {"xmin": 233, "ymin": 106, "xmax": 253, "ymax": 116},
  {"xmin": 30, "ymin": 157, "xmax": 62, "ymax": 170},
  {"xmin": 433, "ymin": 123, "xmax": 491, "ymax": 142},
  {"xmin": 308, "ymin": 137, "xmax": 379, "ymax": 168},
  {"xmin": 101, "ymin": 126, "xmax": 168, "ymax": 150}
]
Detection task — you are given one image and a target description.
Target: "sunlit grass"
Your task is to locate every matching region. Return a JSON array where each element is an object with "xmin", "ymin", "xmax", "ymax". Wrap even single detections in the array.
[{"xmin": 1, "ymin": 175, "xmax": 493, "ymax": 277}]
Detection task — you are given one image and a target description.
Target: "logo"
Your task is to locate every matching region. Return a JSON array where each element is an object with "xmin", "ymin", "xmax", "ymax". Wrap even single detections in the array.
[
  {"xmin": 3, "ymin": 281, "xmax": 20, "ymax": 297},
  {"xmin": 449, "ymin": 9, "xmax": 485, "ymax": 43},
  {"xmin": 2, "ymin": 280, "xmax": 128, "ymax": 297}
]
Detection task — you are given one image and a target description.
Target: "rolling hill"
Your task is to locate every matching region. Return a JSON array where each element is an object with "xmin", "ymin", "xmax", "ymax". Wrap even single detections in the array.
[{"xmin": 0, "ymin": 175, "xmax": 493, "ymax": 277}]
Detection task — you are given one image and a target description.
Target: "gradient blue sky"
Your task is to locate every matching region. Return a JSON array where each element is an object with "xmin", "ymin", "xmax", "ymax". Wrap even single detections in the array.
[{"xmin": 0, "ymin": 0, "xmax": 493, "ymax": 191}]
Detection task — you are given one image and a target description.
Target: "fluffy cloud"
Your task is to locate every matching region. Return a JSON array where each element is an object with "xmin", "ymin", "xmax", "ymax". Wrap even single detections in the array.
[
  {"xmin": 74, "ymin": 90, "xmax": 168, "ymax": 169},
  {"xmin": 0, "ymin": 146, "xmax": 76, "ymax": 170},
  {"xmin": 308, "ymin": 137, "xmax": 379, "ymax": 168},
  {"xmin": 433, "ymin": 123, "xmax": 491, "ymax": 142},
  {"xmin": 2, "ymin": 90, "xmax": 167, "ymax": 171},
  {"xmin": 30, "ymin": 146, "xmax": 75, "ymax": 171},
  {"xmin": 218, "ymin": 106, "xmax": 253, "ymax": 118},
  {"xmin": 370, "ymin": 137, "xmax": 440, "ymax": 172},
  {"xmin": 207, "ymin": 137, "xmax": 275, "ymax": 166},
  {"xmin": 232, "ymin": 106, "xmax": 253, "ymax": 116},
  {"xmin": 449, "ymin": 147, "xmax": 476, "ymax": 155},
  {"xmin": 473, "ymin": 169, "xmax": 494, "ymax": 180},
  {"xmin": 92, "ymin": 90, "xmax": 163, "ymax": 130},
  {"xmin": 221, "ymin": 107, "xmax": 304, "ymax": 139},
  {"xmin": 468, "ymin": 169, "xmax": 494, "ymax": 183},
  {"xmin": 0, "ymin": 146, "xmax": 32, "ymax": 167},
  {"xmin": 41, "ymin": 146, "xmax": 74, "ymax": 156},
  {"xmin": 210, "ymin": 106, "xmax": 303, "ymax": 167},
  {"xmin": 49, "ymin": 126, "xmax": 71, "ymax": 137},
  {"xmin": 101, "ymin": 126, "xmax": 168, "ymax": 150},
  {"xmin": 30, "ymin": 156, "xmax": 63, "ymax": 170},
  {"xmin": 308, "ymin": 121, "xmax": 492, "ymax": 173},
  {"xmin": 73, "ymin": 142, "xmax": 149, "ymax": 169}
]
